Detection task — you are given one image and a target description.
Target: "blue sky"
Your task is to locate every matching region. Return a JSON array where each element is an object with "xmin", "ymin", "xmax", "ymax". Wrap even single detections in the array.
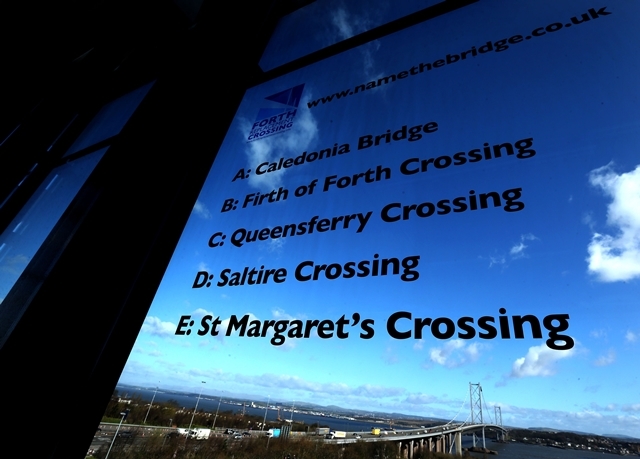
[{"xmin": 119, "ymin": 0, "xmax": 640, "ymax": 436}]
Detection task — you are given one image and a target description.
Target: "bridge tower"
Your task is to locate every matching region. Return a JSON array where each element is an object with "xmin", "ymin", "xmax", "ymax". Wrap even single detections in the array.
[
  {"xmin": 494, "ymin": 406, "xmax": 503, "ymax": 441},
  {"xmin": 469, "ymin": 383, "xmax": 486, "ymax": 449}
]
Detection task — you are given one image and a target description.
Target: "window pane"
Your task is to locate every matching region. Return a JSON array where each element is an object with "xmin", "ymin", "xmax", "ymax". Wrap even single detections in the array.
[
  {"xmin": 64, "ymin": 81, "xmax": 154, "ymax": 156},
  {"xmin": 259, "ymin": 0, "xmax": 443, "ymax": 71},
  {"xmin": 0, "ymin": 148, "xmax": 107, "ymax": 303},
  {"xmin": 116, "ymin": 0, "xmax": 640, "ymax": 445}
]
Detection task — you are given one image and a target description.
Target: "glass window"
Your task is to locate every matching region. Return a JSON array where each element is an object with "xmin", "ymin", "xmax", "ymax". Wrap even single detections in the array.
[
  {"xmin": 0, "ymin": 148, "xmax": 107, "ymax": 303},
  {"xmin": 64, "ymin": 81, "xmax": 154, "ymax": 157},
  {"xmin": 259, "ymin": 0, "xmax": 444, "ymax": 71},
  {"xmin": 0, "ymin": 81, "xmax": 154, "ymax": 341},
  {"xmin": 115, "ymin": 0, "xmax": 640, "ymax": 451}
]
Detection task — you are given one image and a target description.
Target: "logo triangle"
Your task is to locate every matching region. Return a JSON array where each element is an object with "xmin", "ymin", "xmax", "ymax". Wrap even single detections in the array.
[{"xmin": 264, "ymin": 84, "xmax": 305, "ymax": 108}]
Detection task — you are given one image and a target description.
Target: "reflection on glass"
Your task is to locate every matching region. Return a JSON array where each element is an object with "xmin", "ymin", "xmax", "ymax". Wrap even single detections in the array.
[
  {"xmin": 64, "ymin": 81, "xmax": 154, "ymax": 156},
  {"xmin": 119, "ymin": 0, "xmax": 640, "ymax": 441},
  {"xmin": 0, "ymin": 148, "xmax": 107, "ymax": 303},
  {"xmin": 259, "ymin": 0, "xmax": 441, "ymax": 71}
]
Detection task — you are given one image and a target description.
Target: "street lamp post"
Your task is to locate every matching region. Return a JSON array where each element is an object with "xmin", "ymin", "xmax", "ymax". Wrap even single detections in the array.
[
  {"xmin": 105, "ymin": 409, "xmax": 129, "ymax": 459},
  {"xmin": 212, "ymin": 397, "xmax": 221, "ymax": 431},
  {"xmin": 262, "ymin": 396, "xmax": 270, "ymax": 431},
  {"xmin": 186, "ymin": 381, "xmax": 206, "ymax": 443},
  {"xmin": 143, "ymin": 385, "xmax": 159, "ymax": 425}
]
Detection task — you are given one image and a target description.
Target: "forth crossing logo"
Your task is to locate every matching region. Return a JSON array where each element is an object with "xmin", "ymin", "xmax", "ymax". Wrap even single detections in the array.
[{"xmin": 247, "ymin": 84, "xmax": 304, "ymax": 142}]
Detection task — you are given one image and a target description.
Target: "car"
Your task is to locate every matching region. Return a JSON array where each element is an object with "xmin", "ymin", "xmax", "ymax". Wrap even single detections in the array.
[
  {"xmin": 242, "ymin": 432, "xmax": 251, "ymax": 437},
  {"xmin": 225, "ymin": 429, "xmax": 235, "ymax": 435},
  {"xmin": 353, "ymin": 434, "xmax": 362, "ymax": 439},
  {"xmin": 117, "ymin": 431, "xmax": 133, "ymax": 438},
  {"xmin": 165, "ymin": 431, "xmax": 180, "ymax": 438},
  {"xmin": 233, "ymin": 434, "xmax": 242, "ymax": 439}
]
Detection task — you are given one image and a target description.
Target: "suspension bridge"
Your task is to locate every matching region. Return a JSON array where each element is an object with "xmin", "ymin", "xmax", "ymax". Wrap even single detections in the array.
[{"xmin": 329, "ymin": 383, "xmax": 507, "ymax": 457}]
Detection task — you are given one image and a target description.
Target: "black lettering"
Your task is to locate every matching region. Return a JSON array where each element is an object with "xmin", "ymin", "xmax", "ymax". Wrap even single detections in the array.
[
  {"xmin": 197, "ymin": 315, "xmax": 212, "ymax": 336},
  {"xmin": 226, "ymin": 314, "xmax": 249, "ymax": 336},
  {"xmin": 477, "ymin": 316, "xmax": 497, "ymax": 339},
  {"xmin": 387, "ymin": 311, "xmax": 412, "ymax": 339},
  {"xmin": 457, "ymin": 317, "xmax": 476, "ymax": 339},
  {"xmin": 176, "ymin": 316, "xmax": 191, "ymax": 335},
  {"xmin": 360, "ymin": 319, "xmax": 375, "ymax": 339},
  {"xmin": 431, "ymin": 317, "xmax": 455, "ymax": 339}
]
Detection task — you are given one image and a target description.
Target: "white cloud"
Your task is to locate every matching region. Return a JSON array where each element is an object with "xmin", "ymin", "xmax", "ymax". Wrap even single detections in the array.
[
  {"xmin": 487, "ymin": 234, "xmax": 539, "ymax": 267},
  {"xmin": 331, "ymin": 8, "xmax": 355, "ymax": 39},
  {"xmin": 574, "ymin": 410, "xmax": 603, "ymax": 420},
  {"xmin": 193, "ymin": 200, "xmax": 212, "ymax": 220},
  {"xmin": 509, "ymin": 234, "xmax": 539, "ymax": 259},
  {"xmin": 510, "ymin": 344, "xmax": 574, "ymax": 378},
  {"xmin": 219, "ymin": 313, "xmax": 259, "ymax": 337},
  {"xmin": 489, "ymin": 255, "xmax": 506, "ymax": 267},
  {"xmin": 279, "ymin": 339, "xmax": 297, "ymax": 351},
  {"xmin": 510, "ymin": 242, "xmax": 527, "ymax": 256},
  {"xmin": 589, "ymin": 402, "xmax": 617, "ymax": 412},
  {"xmin": 330, "ymin": 7, "xmax": 371, "ymax": 41},
  {"xmin": 402, "ymin": 393, "xmax": 437, "ymax": 405},
  {"xmin": 593, "ymin": 348, "xmax": 615, "ymax": 366},
  {"xmin": 625, "ymin": 330, "xmax": 637, "ymax": 343},
  {"xmin": 242, "ymin": 98, "xmax": 318, "ymax": 191},
  {"xmin": 0, "ymin": 253, "xmax": 29, "ymax": 275},
  {"xmin": 192, "ymin": 308, "xmax": 214, "ymax": 318},
  {"xmin": 465, "ymin": 342, "xmax": 482, "ymax": 361},
  {"xmin": 383, "ymin": 346, "xmax": 399, "ymax": 365},
  {"xmin": 587, "ymin": 163, "xmax": 640, "ymax": 282},
  {"xmin": 490, "ymin": 403, "xmax": 640, "ymax": 437},
  {"xmin": 263, "ymin": 237, "xmax": 285, "ymax": 254},
  {"xmin": 216, "ymin": 312, "xmax": 296, "ymax": 352},
  {"xmin": 428, "ymin": 340, "xmax": 484, "ymax": 368},
  {"xmin": 582, "ymin": 212, "xmax": 595, "ymax": 229},
  {"xmin": 197, "ymin": 339, "xmax": 210, "ymax": 347},
  {"xmin": 141, "ymin": 316, "xmax": 176, "ymax": 337},
  {"xmin": 229, "ymin": 372, "xmax": 405, "ymax": 399},
  {"xmin": 272, "ymin": 308, "xmax": 293, "ymax": 320},
  {"xmin": 328, "ymin": 7, "xmax": 382, "ymax": 86},
  {"xmin": 133, "ymin": 346, "xmax": 163, "ymax": 357}
]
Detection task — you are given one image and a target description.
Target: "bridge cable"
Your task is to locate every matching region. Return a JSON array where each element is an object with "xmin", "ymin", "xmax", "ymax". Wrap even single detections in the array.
[
  {"xmin": 480, "ymin": 388, "xmax": 494, "ymax": 425},
  {"xmin": 446, "ymin": 397, "xmax": 469, "ymax": 426}
]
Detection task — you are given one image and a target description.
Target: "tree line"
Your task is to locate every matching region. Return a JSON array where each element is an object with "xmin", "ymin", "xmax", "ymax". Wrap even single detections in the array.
[{"xmin": 92, "ymin": 434, "xmax": 458, "ymax": 459}]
